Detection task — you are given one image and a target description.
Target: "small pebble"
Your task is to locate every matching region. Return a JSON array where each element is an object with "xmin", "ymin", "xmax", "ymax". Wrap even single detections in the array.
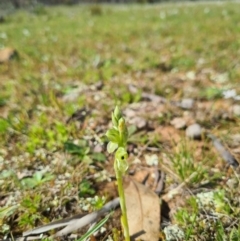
[
  {"xmin": 164, "ymin": 225, "xmax": 185, "ymax": 241},
  {"xmin": 231, "ymin": 134, "xmax": 240, "ymax": 145},
  {"xmin": 232, "ymin": 104, "xmax": 240, "ymax": 116},
  {"xmin": 179, "ymin": 98, "xmax": 194, "ymax": 109},
  {"xmin": 226, "ymin": 178, "xmax": 238, "ymax": 189},
  {"xmin": 170, "ymin": 117, "xmax": 186, "ymax": 129},
  {"xmin": 0, "ymin": 47, "xmax": 17, "ymax": 63},
  {"xmin": 145, "ymin": 154, "xmax": 159, "ymax": 166},
  {"xmin": 128, "ymin": 116, "xmax": 147, "ymax": 129},
  {"xmin": 208, "ymin": 134, "xmax": 239, "ymax": 167},
  {"xmin": 186, "ymin": 123, "xmax": 202, "ymax": 139}
]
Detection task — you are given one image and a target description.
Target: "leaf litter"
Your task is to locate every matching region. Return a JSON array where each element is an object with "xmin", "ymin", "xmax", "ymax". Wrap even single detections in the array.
[{"xmin": 124, "ymin": 177, "xmax": 160, "ymax": 241}]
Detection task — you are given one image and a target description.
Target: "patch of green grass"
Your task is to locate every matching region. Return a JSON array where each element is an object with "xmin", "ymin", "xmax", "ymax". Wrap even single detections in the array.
[
  {"xmin": 168, "ymin": 141, "xmax": 207, "ymax": 185},
  {"xmin": 79, "ymin": 179, "xmax": 96, "ymax": 197},
  {"xmin": 19, "ymin": 194, "xmax": 42, "ymax": 228},
  {"xmin": 174, "ymin": 189, "xmax": 239, "ymax": 241},
  {"xmin": 0, "ymin": 118, "xmax": 9, "ymax": 134},
  {"xmin": 200, "ymin": 87, "xmax": 224, "ymax": 100}
]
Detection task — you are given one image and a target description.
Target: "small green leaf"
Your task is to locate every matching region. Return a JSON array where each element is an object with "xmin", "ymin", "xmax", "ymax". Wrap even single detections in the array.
[
  {"xmin": 91, "ymin": 152, "xmax": 106, "ymax": 162},
  {"xmin": 112, "ymin": 112, "xmax": 118, "ymax": 128},
  {"xmin": 118, "ymin": 118, "xmax": 128, "ymax": 146},
  {"xmin": 42, "ymin": 173, "xmax": 55, "ymax": 182},
  {"xmin": 20, "ymin": 172, "xmax": 54, "ymax": 189},
  {"xmin": 107, "ymin": 141, "xmax": 118, "ymax": 153},
  {"xmin": 127, "ymin": 125, "xmax": 137, "ymax": 137},
  {"xmin": 64, "ymin": 141, "xmax": 86, "ymax": 156},
  {"xmin": 113, "ymin": 106, "xmax": 122, "ymax": 120},
  {"xmin": 105, "ymin": 128, "xmax": 120, "ymax": 143},
  {"xmin": 0, "ymin": 169, "xmax": 15, "ymax": 179},
  {"xmin": 0, "ymin": 205, "xmax": 19, "ymax": 219},
  {"xmin": 21, "ymin": 178, "xmax": 38, "ymax": 189},
  {"xmin": 34, "ymin": 171, "xmax": 43, "ymax": 182}
]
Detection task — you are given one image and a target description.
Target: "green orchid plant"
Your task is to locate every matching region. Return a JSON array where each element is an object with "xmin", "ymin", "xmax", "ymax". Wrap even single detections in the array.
[{"xmin": 105, "ymin": 106, "xmax": 130, "ymax": 241}]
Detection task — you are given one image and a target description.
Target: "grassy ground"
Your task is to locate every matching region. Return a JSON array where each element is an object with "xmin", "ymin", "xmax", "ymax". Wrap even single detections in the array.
[{"xmin": 0, "ymin": 2, "xmax": 240, "ymax": 240}]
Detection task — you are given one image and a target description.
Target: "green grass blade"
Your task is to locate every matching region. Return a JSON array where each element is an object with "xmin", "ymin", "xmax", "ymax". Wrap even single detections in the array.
[{"xmin": 76, "ymin": 213, "xmax": 112, "ymax": 241}]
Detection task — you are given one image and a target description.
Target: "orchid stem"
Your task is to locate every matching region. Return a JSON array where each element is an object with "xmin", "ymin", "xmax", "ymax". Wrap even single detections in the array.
[{"xmin": 115, "ymin": 162, "xmax": 130, "ymax": 241}]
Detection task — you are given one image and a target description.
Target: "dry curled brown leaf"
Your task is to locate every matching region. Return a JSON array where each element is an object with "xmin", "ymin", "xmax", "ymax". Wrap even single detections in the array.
[{"xmin": 124, "ymin": 177, "xmax": 160, "ymax": 241}]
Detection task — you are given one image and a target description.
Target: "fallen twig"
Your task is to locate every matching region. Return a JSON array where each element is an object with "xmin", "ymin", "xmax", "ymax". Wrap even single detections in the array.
[
  {"xmin": 162, "ymin": 172, "xmax": 198, "ymax": 202},
  {"xmin": 20, "ymin": 197, "xmax": 120, "ymax": 240},
  {"xmin": 208, "ymin": 134, "xmax": 239, "ymax": 168}
]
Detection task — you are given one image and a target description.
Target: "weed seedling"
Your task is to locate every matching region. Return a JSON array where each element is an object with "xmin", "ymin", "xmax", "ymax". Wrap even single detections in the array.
[{"xmin": 106, "ymin": 106, "xmax": 130, "ymax": 241}]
